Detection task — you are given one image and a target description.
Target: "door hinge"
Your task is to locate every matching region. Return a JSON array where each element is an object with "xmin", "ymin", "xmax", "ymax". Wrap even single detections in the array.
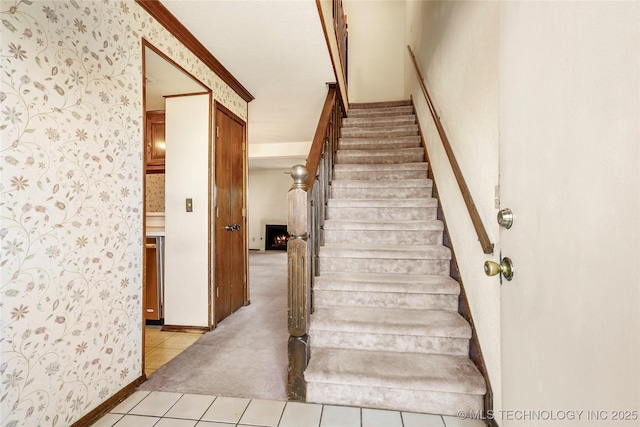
[
  {"xmin": 242, "ymin": 208, "xmax": 246, "ymax": 217},
  {"xmin": 216, "ymin": 286, "xmax": 219, "ymax": 298},
  {"xmin": 216, "ymin": 126, "xmax": 219, "ymax": 138},
  {"xmin": 216, "ymin": 206, "xmax": 219, "ymax": 218}
]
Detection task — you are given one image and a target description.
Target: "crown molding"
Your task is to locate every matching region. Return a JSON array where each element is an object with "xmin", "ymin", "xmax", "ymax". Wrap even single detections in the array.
[{"xmin": 136, "ymin": 0, "xmax": 254, "ymax": 102}]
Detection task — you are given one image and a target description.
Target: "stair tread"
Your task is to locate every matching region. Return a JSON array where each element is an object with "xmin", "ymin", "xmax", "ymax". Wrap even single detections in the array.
[
  {"xmin": 339, "ymin": 135, "xmax": 421, "ymax": 143},
  {"xmin": 314, "ymin": 272, "xmax": 460, "ymax": 294},
  {"xmin": 334, "ymin": 162, "xmax": 427, "ymax": 171},
  {"xmin": 327, "ymin": 198, "xmax": 438, "ymax": 207},
  {"xmin": 337, "ymin": 147, "xmax": 423, "ymax": 155},
  {"xmin": 305, "ymin": 348, "xmax": 486, "ymax": 395},
  {"xmin": 323, "ymin": 219, "xmax": 443, "ymax": 231},
  {"xmin": 332, "ymin": 179, "xmax": 431, "ymax": 189},
  {"xmin": 311, "ymin": 307, "xmax": 470, "ymax": 337},
  {"xmin": 343, "ymin": 117, "xmax": 416, "ymax": 128},
  {"xmin": 319, "ymin": 243, "xmax": 451, "ymax": 260}
]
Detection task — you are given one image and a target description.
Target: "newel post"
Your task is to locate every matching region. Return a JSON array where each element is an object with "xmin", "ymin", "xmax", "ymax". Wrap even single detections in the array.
[{"xmin": 287, "ymin": 164, "xmax": 311, "ymax": 401}]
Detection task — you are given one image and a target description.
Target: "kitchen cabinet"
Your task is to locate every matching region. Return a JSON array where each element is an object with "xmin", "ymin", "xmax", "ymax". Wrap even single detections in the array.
[
  {"xmin": 145, "ymin": 236, "xmax": 164, "ymax": 322},
  {"xmin": 146, "ymin": 110, "xmax": 165, "ymax": 173}
]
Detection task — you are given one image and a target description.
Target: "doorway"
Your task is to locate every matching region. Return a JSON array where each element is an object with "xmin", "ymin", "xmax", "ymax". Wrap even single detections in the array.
[
  {"xmin": 143, "ymin": 42, "xmax": 211, "ymax": 376},
  {"xmin": 214, "ymin": 103, "xmax": 248, "ymax": 324}
]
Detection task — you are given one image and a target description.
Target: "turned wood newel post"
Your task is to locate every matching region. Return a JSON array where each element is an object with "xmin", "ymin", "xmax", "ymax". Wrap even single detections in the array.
[{"xmin": 287, "ymin": 164, "xmax": 311, "ymax": 401}]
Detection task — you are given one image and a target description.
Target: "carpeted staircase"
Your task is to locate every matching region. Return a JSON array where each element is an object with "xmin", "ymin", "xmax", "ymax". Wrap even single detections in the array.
[{"xmin": 304, "ymin": 100, "xmax": 486, "ymax": 415}]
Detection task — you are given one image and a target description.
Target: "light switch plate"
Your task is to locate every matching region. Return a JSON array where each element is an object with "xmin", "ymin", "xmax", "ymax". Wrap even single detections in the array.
[{"xmin": 186, "ymin": 198, "xmax": 193, "ymax": 212}]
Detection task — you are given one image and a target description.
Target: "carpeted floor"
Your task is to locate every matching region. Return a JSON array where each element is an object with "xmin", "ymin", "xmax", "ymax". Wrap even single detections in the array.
[{"xmin": 139, "ymin": 251, "xmax": 289, "ymax": 400}]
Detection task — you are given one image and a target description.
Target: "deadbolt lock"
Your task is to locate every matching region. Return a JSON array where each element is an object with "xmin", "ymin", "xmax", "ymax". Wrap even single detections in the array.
[
  {"xmin": 484, "ymin": 257, "xmax": 514, "ymax": 281},
  {"xmin": 497, "ymin": 208, "xmax": 513, "ymax": 229}
]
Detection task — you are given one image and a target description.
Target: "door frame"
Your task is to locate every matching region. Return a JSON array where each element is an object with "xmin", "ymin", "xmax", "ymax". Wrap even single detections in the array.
[
  {"xmin": 213, "ymin": 101, "xmax": 249, "ymax": 327},
  {"xmin": 142, "ymin": 40, "xmax": 213, "ymax": 379}
]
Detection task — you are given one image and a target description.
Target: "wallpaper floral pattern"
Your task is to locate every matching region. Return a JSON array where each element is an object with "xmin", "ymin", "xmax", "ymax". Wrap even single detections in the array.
[
  {"xmin": 0, "ymin": 1, "xmax": 247, "ymax": 425},
  {"xmin": 145, "ymin": 173, "xmax": 165, "ymax": 212}
]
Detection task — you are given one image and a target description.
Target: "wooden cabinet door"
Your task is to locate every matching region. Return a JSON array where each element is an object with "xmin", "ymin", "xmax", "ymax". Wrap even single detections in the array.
[
  {"xmin": 144, "ymin": 238, "xmax": 160, "ymax": 321},
  {"xmin": 146, "ymin": 110, "xmax": 166, "ymax": 173},
  {"xmin": 214, "ymin": 105, "xmax": 247, "ymax": 324}
]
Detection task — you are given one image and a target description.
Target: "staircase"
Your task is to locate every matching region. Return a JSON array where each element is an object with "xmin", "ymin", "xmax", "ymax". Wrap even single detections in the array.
[{"xmin": 304, "ymin": 100, "xmax": 486, "ymax": 415}]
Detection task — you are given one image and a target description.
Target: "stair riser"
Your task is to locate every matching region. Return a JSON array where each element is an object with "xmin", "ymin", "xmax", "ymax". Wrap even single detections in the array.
[
  {"xmin": 341, "ymin": 127, "xmax": 418, "ymax": 138},
  {"xmin": 306, "ymin": 383, "xmax": 483, "ymax": 417},
  {"xmin": 314, "ymin": 290, "xmax": 458, "ymax": 311},
  {"xmin": 343, "ymin": 116, "xmax": 416, "ymax": 127},
  {"xmin": 310, "ymin": 331, "xmax": 470, "ymax": 356},
  {"xmin": 334, "ymin": 169, "xmax": 428, "ymax": 181},
  {"xmin": 348, "ymin": 106, "xmax": 414, "ymax": 117},
  {"xmin": 319, "ymin": 257, "xmax": 450, "ymax": 275},
  {"xmin": 326, "ymin": 207, "xmax": 438, "ymax": 221},
  {"xmin": 324, "ymin": 229, "xmax": 442, "ymax": 245},
  {"xmin": 338, "ymin": 140, "xmax": 422, "ymax": 150},
  {"xmin": 336, "ymin": 152, "xmax": 424, "ymax": 164},
  {"xmin": 332, "ymin": 186, "xmax": 432, "ymax": 199}
]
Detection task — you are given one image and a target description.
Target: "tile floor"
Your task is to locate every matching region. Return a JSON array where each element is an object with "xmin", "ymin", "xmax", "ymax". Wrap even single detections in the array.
[
  {"xmin": 98, "ymin": 327, "xmax": 486, "ymax": 427},
  {"xmin": 145, "ymin": 326, "xmax": 204, "ymax": 376},
  {"xmin": 92, "ymin": 390, "xmax": 487, "ymax": 427}
]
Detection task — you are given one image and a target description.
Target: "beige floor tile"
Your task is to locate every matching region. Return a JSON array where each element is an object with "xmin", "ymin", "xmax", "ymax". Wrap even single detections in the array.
[
  {"xmin": 145, "ymin": 332, "xmax": 173, "ymax": 348},
  {"xmin": 146, "ymin": 347, "xmax": 184, "ymax": 369},
  {"xmin": 403, "ymin": 412, "xmax": 445, "ymax": 427},
  {"xmin": 197, "ymin": 422, "xmax": 239, "ymax": 427},
  {"xmin": 239, "ymin": 399, "xmax": 286, "ymax": 427},
  {"xmin": 90, "ymin": 413, "xmax": 123, "ymax": 426},
  {"xmin": 159, "ymin": 333, "xmax": 203, "ymax": 349},
  {"xmin": 279, "ymin": 402, "xmax": 323, "ymax": 427},
  {"xmin": 201, "ymin": 396, "xmax": 251, "ymax": 423},
  {"xmin": 442, "ymin": 415, "xmax": 488, "ymax": 427},
  {"xmin": 165, "ymin": 393, "xmax": 217, "ymax": 420},
  {"xmin": 111, "ymin": 391, "xmax": 151, "ymax": 414},
  {"xmin": 320, "ymin": 405, "xmax": 360, "ymax": 427},
  {"xmin": 128, "ymin": 391, "xmax": 182, "ymax": 417},
  {"xmin": 362, "ymin": 408, "xmax": 403, "ymax": 427},
  {"xmin": 154, "ymin": 419, "xmax": 198, "ymax": 427},
  {"xmin": 112, "ymin": 414, "xmax": 160, "ymax": 427}
]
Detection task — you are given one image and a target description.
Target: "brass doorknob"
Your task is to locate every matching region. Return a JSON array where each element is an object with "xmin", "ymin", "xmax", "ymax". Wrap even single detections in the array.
[{"xmin": 484, "ymin": 257, "xmax": 514, "ymax": 281}]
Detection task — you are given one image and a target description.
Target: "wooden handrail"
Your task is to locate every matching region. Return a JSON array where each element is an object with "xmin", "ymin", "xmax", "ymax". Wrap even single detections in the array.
[
  {"xmin": 407, "ymin": 46, "xmax": 494, "ymax": 254},
  {"xmin": 305, "ymin": 83, "xmax": 337, "ymax": 190}
]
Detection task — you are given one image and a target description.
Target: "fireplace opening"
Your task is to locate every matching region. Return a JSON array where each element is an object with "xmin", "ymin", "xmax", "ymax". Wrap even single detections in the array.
[{"xmin": 265, "ymin": 224, "xmax": 289, "ymax": 251}]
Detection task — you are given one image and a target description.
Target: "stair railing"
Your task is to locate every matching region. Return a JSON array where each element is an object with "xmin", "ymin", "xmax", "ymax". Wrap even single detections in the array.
[
  {"xmin": 333, "ymin": 0, "xmax": 348, "ymax": 87},
  {"xmin": 287, "ymin": 83, "xmax": 343, "ymax": 401},
  {"xmin": 407, "ymin": 46, "xmax": 494, "ymax": 254}
]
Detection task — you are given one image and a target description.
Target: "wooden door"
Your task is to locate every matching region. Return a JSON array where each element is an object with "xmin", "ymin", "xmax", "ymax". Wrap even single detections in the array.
[{"xmin": 214, "ymin": 105, "xmax": 247, "ymax": 324}]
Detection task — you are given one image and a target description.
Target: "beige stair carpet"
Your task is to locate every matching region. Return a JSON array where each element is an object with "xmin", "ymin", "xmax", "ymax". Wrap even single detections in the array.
[{"xmin": 304, "ymin": 100, "xmax": 486, "ymax": 416}]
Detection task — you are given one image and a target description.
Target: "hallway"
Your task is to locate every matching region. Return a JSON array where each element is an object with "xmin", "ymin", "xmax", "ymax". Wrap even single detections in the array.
[{"xmin": 139, "ymin": 251, "xmax": 289, "ymax": 400}]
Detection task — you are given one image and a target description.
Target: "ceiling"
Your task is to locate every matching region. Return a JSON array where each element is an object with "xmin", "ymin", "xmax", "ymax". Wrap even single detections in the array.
[{"xmin": 148, "ymin": 0, "xmax": 336, "ymax": 171}]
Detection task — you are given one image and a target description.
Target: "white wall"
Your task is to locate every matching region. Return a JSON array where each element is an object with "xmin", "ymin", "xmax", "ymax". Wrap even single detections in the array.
[
  {"xmin": 499, "ymin": 3, "xmax": 640, "ymax": 425},
  {"xmin": 405, "ymin": 0, "xmax": 502, "ymax": 412},
  {"xmin": 248, "ymin": 169, "xmax": 293, "ymax": 250},
  {"xmin": 344, "ymin": 0, "xmax": 406, "ymax": 103},
  {"xmin": 164, "ymin": 94, "xmax": 211, "ymax": 327}
]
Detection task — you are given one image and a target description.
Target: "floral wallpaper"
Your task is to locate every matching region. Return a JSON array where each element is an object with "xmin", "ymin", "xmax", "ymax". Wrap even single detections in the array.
[
  {"xmin": 0, "ymin": 1, "xmax": 247, "ymax": 426},
  {"xmin": 145, "ymin": 173, "xmax": 165, "ymax": 212}
]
